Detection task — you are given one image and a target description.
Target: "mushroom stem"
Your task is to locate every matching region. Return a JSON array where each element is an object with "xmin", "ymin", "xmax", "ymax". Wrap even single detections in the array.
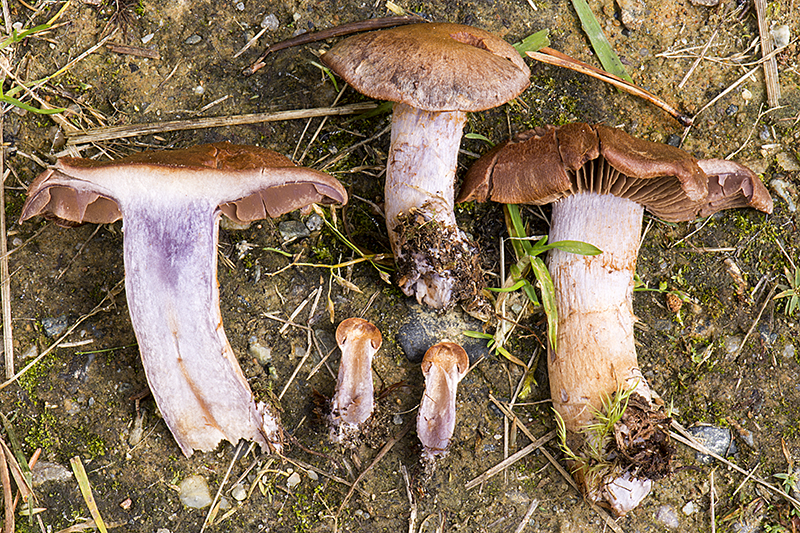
[
  {"xmin": 547, "ymin": 192, "xmax": 662, "ymax": 516},
  {"xmin": 124, "ymin": 199, "xmax": 280, "ymax": 456},
  {"xmin": 385, "ymin": 103, "xmax": 479, "ymax": 310}
]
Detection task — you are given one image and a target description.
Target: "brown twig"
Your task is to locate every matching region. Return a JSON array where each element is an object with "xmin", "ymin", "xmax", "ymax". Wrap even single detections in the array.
[
  {"xmin": 105, "ymin": 42, "xmax": 160, "ymax": 59},
  {"xmin": 243, "ymin": 16, "xmax": 423, "ymax": 76},
  {"xmin": 527, "ymin": 47, "xmax": 693, "ymax": 126},
  {"xmin": 65, "ymin": 102, "xmax": 378, "ymax": 145}
]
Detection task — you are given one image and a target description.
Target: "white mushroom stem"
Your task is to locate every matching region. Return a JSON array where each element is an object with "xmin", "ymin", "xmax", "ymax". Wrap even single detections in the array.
[
  {"xmin": 384, "ymin": 102, "xmax": 471, "ymax": 308},
  {"xmin": 547, "ymin": 192, "xmax": 656, "ymax": 515},
  {"xmin": 124, "ymin": 196, "xmax": 280, "ymax": 457}
]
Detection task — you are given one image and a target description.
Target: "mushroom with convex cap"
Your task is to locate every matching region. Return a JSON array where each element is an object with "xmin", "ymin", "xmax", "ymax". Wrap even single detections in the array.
[
  {"xmin": 19, "ymin": 142, "xmax": 348, "ymax": 456},
  {"xmin": 417, "ymin": 341, "xmax": 469, "ymax": 461},
  {"xmin": 458, "ymin": 123, "xmax": 772, "ymax": 515},
  {"xmin": 322, "ymin": 23, "xmax": 531, "ymax": 316},
  {"xmin": 329, "ymin": 317, "xmax": 382, "ymax": 444}
]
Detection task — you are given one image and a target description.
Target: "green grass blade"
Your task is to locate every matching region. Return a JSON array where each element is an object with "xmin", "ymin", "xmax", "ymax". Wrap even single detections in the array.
[
  {"xmin": 512, "ymin": 29, "xmax": 551, "ymax": 56},
  {"xmin": 70, "ymin": 456, "xmax": 108, "ymax": 533},
  {"xmin": 570, "ymin": 0, "xmax": 633, "ymax": 83},
  {"xmin": 537, "ymin": 239, "xmax": 602, "ymax": 255},
  {"xmin": 530, "ymin": 256, "xmax": 558, "ymax": 352}
]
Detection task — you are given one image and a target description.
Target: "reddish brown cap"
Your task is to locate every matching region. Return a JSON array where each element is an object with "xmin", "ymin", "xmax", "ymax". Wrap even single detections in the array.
[
  {"xmin": 20, "ymin": 142, "xmax": 348, "ymax": 226},
  {"xmin": 322, "ymin": 23, "xmax": 530, "ymax": 112},
  {"xmin": 421, "ymin": 342, "xmax": 469, "ymax": 380},
  {"xmin": 458, "ymin": 123, "xmax": 773, "ymax": 222},
  {"xmin": 336, "ymin": 317, "xmax": 383, "ymax": 351}
]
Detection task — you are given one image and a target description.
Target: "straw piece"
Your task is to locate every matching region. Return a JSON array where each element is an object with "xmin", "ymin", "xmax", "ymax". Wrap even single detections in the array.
[
  {"xmin": 65, "ymin": 102, "xmax": 378, "ymax": 145},
  {"xmin": 0, "ymin": 121, "xmax": 12, "ymax": 379},
  {"xmin": 69, "ymin": 457, "xmax": 108, "ymax": 533},
  {"xmin": 754, "ymin": 0, "xmax": 780, "ymax": 107}
]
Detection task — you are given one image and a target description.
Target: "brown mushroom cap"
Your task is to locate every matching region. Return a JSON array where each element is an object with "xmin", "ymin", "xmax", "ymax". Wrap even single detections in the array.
[
  {"xmin": 336, "ymin": 317, "xmax": 383, "ymax": 351},
  {"xmin": 421, "ymin": 341, "xmax": 469, "ymax": 380},
  {"xmin": 457, "ymin": 123, "xmax": 773, "ymax": 222},
  {"xmin": 321, "ymin": 23, "xmax": 531, "ymax": 112},
  {"xmin": 20, "ymin": 142, "xmax": 348, "ymax": 226}
]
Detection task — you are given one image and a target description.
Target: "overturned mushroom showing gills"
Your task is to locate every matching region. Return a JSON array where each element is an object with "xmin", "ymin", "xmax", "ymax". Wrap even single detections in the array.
[
  {"xmin": 417, "ymin": 342, "xmax": 469, "ymax": 460},
  {"xmin": 322, "ymin": 23, "xmax": 530, "ymax": 314},
  {"xmin": 330, "ymin": 317, "xmax": 382, "ymax": 443},
  {"xmin": 459, "ymin": 123, "xmax": 772, "ymax": 515},
  {"xmin": 20, "ymin": 142, "xmax": 348, "ymax": 456}
]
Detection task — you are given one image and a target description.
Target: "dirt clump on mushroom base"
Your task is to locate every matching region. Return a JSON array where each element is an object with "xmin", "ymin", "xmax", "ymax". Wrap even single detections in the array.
[{"xmin": 393, "ymin": 206, "xmax": 489, "ymax": 319}]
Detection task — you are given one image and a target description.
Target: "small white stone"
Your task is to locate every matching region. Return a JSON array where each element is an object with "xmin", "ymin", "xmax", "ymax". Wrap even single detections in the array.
[
  {"xmin": 141, "ymin": 33, "xmax": 154, "ymax": 44},
  {"xmin": 193, "ymin": 85, "xmax": 205, "ymax": 95},
  {"xmin": 741, "ymin": 88, "xmax": 752, "ymax": 102},
  {"xmin": 178, "ymin": 475, "xmax": 212, "ymax": 509},
  {"xmin": 261, "ymin": 14, "xmax": 279, "ymax": 30},
  {"xmin": 307, "ymin": 470, "xmax": 319, "ymax": 481},
  {"xmin": 286, "ymin": 472, "xmax": 302, "ymax": 489},
  {"xmin": 231, "ymin": 484, "xmax": 247, "ymax": 501},
  {"xmin": 236, "ymin": 2, "xmax": 245, "ymax": 10},
  {"xmin": 771, "ymin": 24, "xmax": 790, "ymax": 48},
  {"xmin": 682, "ymin": 501, "xmax": 697, "ymax": 515}
]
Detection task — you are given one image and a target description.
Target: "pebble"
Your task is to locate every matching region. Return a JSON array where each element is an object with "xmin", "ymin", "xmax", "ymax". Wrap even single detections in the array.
[
  {"xmin": 392, "ymin": 414, "xmax": 404, "ymax": 425},
  {"xmin": 776, "ymin": 152, "xmax": 800, "ymax": 172},
  {"xmin": 770, "ymin": 179, "xmax": 797, "ymax": 212},
  {"xmin": 688, "ymin": 425, "xmax": 735, "ymax": 464},
  {"xmin": 31, "ymin": 461, "xmax": 72, "ymax": 486},
  {"xmin": 248, "ymin": 339, "xmax": 272, "ymax": 366},
  {"xmin": 307, "ymin": 470, "xmax": 318, "ymax": 481},
  {"xmin": 278, "ymin": 220, "xmax": 310, "ymax": 242},
  {"xmin": 771, "ymin": 24, "xmax": 790, "ymax": 48},
  {"xmin": 758, "ymin": 324, "xmax": 777, "ymax": 345},
  {"xmin": 21, "ymin": 344, "xmax": 38, "ymax": 360},
  {"xmin": 689, "ymin": 0, "xmax": 720, "ymax": 5},
  {"xmin": 654, "ymin": 504, "xmax": 680, "ymax": 529},
  {"xmin": 783, "ymin": 344, "xmax": 796, "ymax": 361},
  {"xmin": 305, "ymin": 213, "xmax": 324, "ymax": 232},
  {"xmin": 666, "ymin": 134, "xmax": 681, "ymax": 147},
  {"xmin": 723, "ymin": 335, "xmax": 742, "ymax": 355},
  {"xmin": 286, "ymin": 471, "xmax": 302, "ymax": 489},
  {"xmin": 141, "ymin": 33, "xmax": 154, "ymax": 44},
  {"xmin": 231, "ymin": 484, "xmax": 247, "ymax": 501},
  {"xmin": 235, "ymin": 2, "xmax": 244, "ymax": 10},
  {"xmin": 261, "ymin": 14, "xmax": 279, "ymax": 31},
  {"xmin": 616, "ymin": 0, "xmax": 645, "ymax": 30},
  {"xmin": 682, "ymin": 501, "xmax": 697, "ymax": 515},
  {"xmin": 42, "ymin": 316, "xmax": 69, "ymax": 338},
  {"xmin": 185, "ymin": 34, "xmax": 202, "ymax": 45},
  {"xmin": 396, "ymin": 301, "xmax": 486, "ymax": 363},
  {"xmin": 725, "ymin": 104, "xmax": 738, "ymax": 116},
  {"xmin": 178, "ymin": 475, "xmax": 212, "ymax": 508},
  {"xmin": 354, "ymin": 509, "xmax": 370, "ymax": 520}
]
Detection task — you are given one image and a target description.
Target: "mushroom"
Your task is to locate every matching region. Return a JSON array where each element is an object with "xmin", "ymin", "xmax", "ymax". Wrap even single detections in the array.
[
  {"xmin": 329, "ymin": 317, "xmax": 382, "ymax": 443},
  {"xmin": 458, "ymin": 123, "xmax": 772, "ymax": 514},
  {"xmin": 417, "ymin": 341, "xmax": 469, "ymax": 460},
  {"xmin": 322, "ymin": 23, "xmax": 530, "ymax": 313},
  {"xmin": 19, "ymin": 142, "xmax": 348, "ymax": 456}
]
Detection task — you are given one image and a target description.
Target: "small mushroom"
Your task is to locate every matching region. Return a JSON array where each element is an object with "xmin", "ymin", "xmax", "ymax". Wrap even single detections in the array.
[
  {"xmin": 459, "ymin": 123, "xmax": 772, "ymax": 515},
  {"xmin": 329, "ymin": 317, "xmax": 382, "ymax": 443},
  {"xmin": 417, "ymin": 342, "xmax": 469, "ymax": 460},
  {"xmin": 322, "ymin": 23, "xmax": 530, "ymax": 315},
  {"xmin": 20, "ymin": 142, "xmax": 348, "ymax": 456}
]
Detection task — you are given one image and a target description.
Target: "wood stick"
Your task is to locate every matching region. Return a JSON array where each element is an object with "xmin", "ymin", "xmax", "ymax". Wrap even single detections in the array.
[
  {"xmin": 65, "ymin": 102, "xmax": 378, "ymax": 145},
  {"xmin": 754, "ymin": 0, "xmax": 780, "ymax": 107}
]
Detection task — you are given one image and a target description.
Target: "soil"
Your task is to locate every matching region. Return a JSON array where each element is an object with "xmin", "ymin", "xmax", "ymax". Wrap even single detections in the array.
[{"xmin": 1, "ymin": 0, "xmax": 799, "ymax": 532}]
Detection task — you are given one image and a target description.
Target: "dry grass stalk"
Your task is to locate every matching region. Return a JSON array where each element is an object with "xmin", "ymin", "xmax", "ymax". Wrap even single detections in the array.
[
  {"xmin": 678, "ymin": 29, "xmax": 717, "ymax": 89},
  {"xmin": 69, "ymin": 456, "xmax": 108, "ymax": 533},
  {"xmin": 754, "ymin": 0, "xmax": 781, "ymax": 107},
  {"xmin": 201, "ymin": 441, "xmax": 245, "ymax": 532},
  {"xmin": 65, "ymin": 102, "xmax": 378, "ymax": 145},
  {"xmin": 0, "ymin": 121, "xmax": 12, "ymax": 379},
  {"xmin": 527, "ymin": 47, "xmax": 692, "ymax": 126},
  {"xmin": 464, "ymin": 435, "xmax": 554, "ymax": 490},
  {"xmin": 400, "ymin": 465, "xmax": 417, "ymax": 533},
  {"xmin": 105, "ymin": 42, "xmax": 160, "ymax": 59},
  {"xmin": 513, "ymin": 498, "xmax": 539, "ymax": 533}
]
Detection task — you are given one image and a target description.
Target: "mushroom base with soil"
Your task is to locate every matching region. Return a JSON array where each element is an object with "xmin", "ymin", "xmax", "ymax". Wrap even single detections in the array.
[
  {"xmin": 548, "ymin": 192, "xmax": 672, "ymax": 516},
  {"xmin": 386, "ymin": 103, "xmax": 486, "ymax": 316}
]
